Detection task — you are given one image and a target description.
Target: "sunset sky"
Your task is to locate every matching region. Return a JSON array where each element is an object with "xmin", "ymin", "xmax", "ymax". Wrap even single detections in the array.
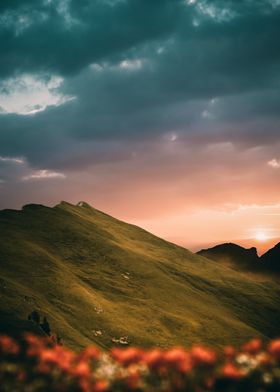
[{"xmin": 0, "ymin": 0, "xmax": 280, "ymax": 254}]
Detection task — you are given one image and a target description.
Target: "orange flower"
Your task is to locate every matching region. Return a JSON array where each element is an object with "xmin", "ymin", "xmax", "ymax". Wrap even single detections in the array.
[
  {"xmin": 39, "ymin": 345, "xmax": 75, "ymax": 372},
  {"xmin": 191, "ymin": 346, "xmax": 217, "ymax": 366},
  {"xmin": 55, "ymin": 346, "xmax": 75, "ymax": 371},
  {"xmin": 40, "ymin": 348, "xmax": 58, "ymax": 363},
  {"xmin": 79, "ymin": 346, "xmax": 100, "ymax": 361},
  {"xmin": 24, "ymin": 333, "xmax": 46, "ymax": 357},
  {"xmin": 143, "ymin": 349, "xmax": 165, "ymax": 369},
  {"xmin": 93, "ymin": 380, "xmax": 109, "ymax": 392},
  {"xmin": 222, "ymin": 363, "xmax": 243, "ymax": 380},
  {"xmin": 73, "ymin": 361, "xmax": 91, "ymax": 378},
  {"xmin": 0, "ymin": 335, "xmax": 19, "ymax": 355},
  {"xmin": 164, "ymin": 348, "xmax": 192, "ymax": 373},
  {"xmin": 24, "ymin": 333, "xmax": 48, "ymax": 348},
  {"xmin": 257, "ymin": 352, "xmax": 272, "ymax": 366},
  {"xmin": 242, "ymin": 339, "xmax": 262, "ymax": 355},
  {"xmin": 111, "ymin": 347, "xmax": 143, "ymax": 366},
  {"xmin": 268, "ymin": 339, "xmax": 280, "ymax": 360},
  {"xmin": 223, "ymin": 345, "xmax": 236, "ymax": 359},
  {"xmin": 3, "ymin": 333, "xmax": 280, "ymax": 391}
]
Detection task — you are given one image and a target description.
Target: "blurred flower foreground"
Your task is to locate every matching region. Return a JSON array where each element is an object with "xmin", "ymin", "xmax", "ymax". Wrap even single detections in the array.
[{"xmin": 1, "ymin": 334, "xmax": 280, "ymax": 391}]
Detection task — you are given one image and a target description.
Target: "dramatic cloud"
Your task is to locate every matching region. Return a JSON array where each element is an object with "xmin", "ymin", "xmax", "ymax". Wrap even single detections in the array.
[{"xmin": 0, "ymin": 0, "xmax": 280, "ymax": 250}]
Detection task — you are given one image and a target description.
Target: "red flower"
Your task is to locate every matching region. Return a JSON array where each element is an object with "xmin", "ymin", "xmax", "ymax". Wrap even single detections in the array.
[
  {"xmin": 268, "ymin": 339, "xmax": 280, "ymax": 360},
  {"xmin": 40, "ymin": 348, "xmax": 58, "ymax": 363},
  {"xmin": 93, "ymin": 380, "xmax": 109, "ymax": 392},
  {"xmin": 0, "ymin": 335, "xmax": 19, "ymax": 355},
  {"xmin": 111, "ymin": 347, "xmax": 143, "ymax": 366},
  {"xmin": 163, "ymin": 348, "xmax": 192, "ymax": 373},
  {"xmin": 79, "ymin": 346, "xmax": 100, "ymax": 361},
  {"xmin": 143, "ymin": 349, "xmax": 165, "ymax": 369},
  {"xmin": 191, "ymin": 346, "xmax": 217, "ymax": 366},
  {"xmin": 242, "ymin": 339, "xmax": 262, "ymax": 355},
  {"xmin": 39, "ymin": 345, "xmax": 75, "ymax": 372},
  {"xmin": 223, "ymin": 345, "xmax": 236, "ymax": 359},
  {"xmin": 73, "ymin": 360, "xmax": 91, "ymax": 378},
  {"xmin": 257, "ymin": 352, "xmax": 272, "ymax": 366},
  {"xmin": 3, "ymin": 333, "xmax": 280, "ymax": 391},
  {"xmin": 24, "ymin": 333, "xmax": 48, "ymax": 347},
  {"xmin": 24, "ymin": 333, "xmax": 46, "ymax": 357},
  {"xmin": 222, "ymin": 363, "xmax": 243, "ymax": 380}
]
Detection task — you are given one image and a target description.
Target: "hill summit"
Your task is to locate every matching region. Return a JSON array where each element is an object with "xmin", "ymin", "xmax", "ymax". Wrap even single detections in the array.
[
  {"xmin": 260, "ymin": 243, "xmax": 280, "ymax": 273},
  {"xmin": 197, "ymin": 242, "xmax": 280, "ymax": 275},
  {"xmin": 197, "ymin": 243, "xmax": 260, "ymax": 270},
  {"xmin": 0, "ymin": 202, "xmax": 280, "ymax": 350}
]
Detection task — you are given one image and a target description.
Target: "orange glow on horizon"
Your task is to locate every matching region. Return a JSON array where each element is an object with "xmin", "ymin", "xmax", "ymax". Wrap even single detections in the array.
[{"xmin": 129, "ymin": 204, "xmax": 280, "ymax": 256}]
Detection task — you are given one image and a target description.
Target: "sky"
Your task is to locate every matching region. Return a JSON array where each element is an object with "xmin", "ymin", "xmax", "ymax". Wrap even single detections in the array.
[{"xmin": 0, "ymin": 0, "xmax": 280, "ymax": 254}]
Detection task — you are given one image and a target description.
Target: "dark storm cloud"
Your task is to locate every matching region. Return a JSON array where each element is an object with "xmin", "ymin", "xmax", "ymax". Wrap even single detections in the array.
[
  {"xmin": 0, "ymin": 0, "xmax": 184, "ymax": 78},
  {"xmin": 1, "ymin": 0, "xmax": 279, "ymax": 87},
  {"xmin": 0, "ymin": 0, "xmax": 280, "ymax": 172}
]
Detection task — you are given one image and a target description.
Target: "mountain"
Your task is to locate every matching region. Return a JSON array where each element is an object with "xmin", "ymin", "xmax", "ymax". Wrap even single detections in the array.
[
  {"xmin": 194, "ymin": 237, "xmax": 280, "ymax": 257},
  {"xmin": 260, "ymin": 243, "xmax": 280, "ymax": 273},
  {"xmin": 0, "ymin": 202, "xmax": 280, "ymax": 350},
  {"xmin": 197, "ymin": 243, "xmax": 260, "ymax": 271},
  {"xmin": 230, "ymin": 237, "xmax": 280, "ymax": 257},
  {"xmin": 197, "ymin": 242, "xmax": 280, "ymax": 276}
]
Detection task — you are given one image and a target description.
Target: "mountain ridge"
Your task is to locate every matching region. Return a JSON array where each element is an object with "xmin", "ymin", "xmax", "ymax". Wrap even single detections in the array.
[
  {"xmin": 260, "ymin": 242, "xmax": 280, "ymax": 273},
  {"xmin": 197, "ymin": 242, "xmax": 280, "ymax": 275}
]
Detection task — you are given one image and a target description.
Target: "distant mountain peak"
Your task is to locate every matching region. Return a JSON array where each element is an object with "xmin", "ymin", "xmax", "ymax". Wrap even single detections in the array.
[
  {"xmin": 260, "ymin": 242, "xmax": 280, "ymax": 272},
  {"xmin": 56, "ymin": 200, "xmax": 73, "ymax": 207},
  {"xmin": 198, "ymin": 241, "xmax": 280, "ymax": 275},
  {"xmin": 55, "ymin": 201, "xmax": 93, "ymax": 209},
  {"xmin": 198, "ymin": 242, "xmax": 259, "ymax": 265},
  {"xmin": 200, "ymin": 242, "xmax": 258, "ymax": 254},
  {"xmin": 76, "ymin": 201, "xmax": 92, "ymax": 208}
]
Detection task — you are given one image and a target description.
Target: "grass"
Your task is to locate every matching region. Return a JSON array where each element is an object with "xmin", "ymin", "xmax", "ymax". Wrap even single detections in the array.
[{"xmin": 0, "ymin": 201, "xmax": 280, "ymax": 351}]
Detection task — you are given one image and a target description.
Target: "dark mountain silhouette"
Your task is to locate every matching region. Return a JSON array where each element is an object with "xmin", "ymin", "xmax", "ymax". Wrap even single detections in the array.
[
  {"xmin": 260, "ymin": 243, "xmax": 280, "ymax": 273},
  {"xmin": 197, "ymin": 243, "xmax": 259, "ymax": 270},
  {"xmin": 197, "ymin": 242, "xmax": 280, "ymax": 276}
]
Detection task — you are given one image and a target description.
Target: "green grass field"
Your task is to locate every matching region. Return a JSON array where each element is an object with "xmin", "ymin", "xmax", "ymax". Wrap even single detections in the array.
[{"xmin": 0, "ymin": 201, "xmax": 279, "ymax": 351}]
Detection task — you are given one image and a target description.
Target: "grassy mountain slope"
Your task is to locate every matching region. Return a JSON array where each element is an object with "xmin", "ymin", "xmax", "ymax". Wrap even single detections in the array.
[{"xmin": 0, "ymin": 202, "xmax": 280, "ymax": 350}]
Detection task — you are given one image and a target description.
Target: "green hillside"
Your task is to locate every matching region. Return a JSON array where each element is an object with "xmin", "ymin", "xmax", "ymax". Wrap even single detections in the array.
[{"xmin": 0, "ymin": 201, "xmax": 279, "ymax": 351}]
